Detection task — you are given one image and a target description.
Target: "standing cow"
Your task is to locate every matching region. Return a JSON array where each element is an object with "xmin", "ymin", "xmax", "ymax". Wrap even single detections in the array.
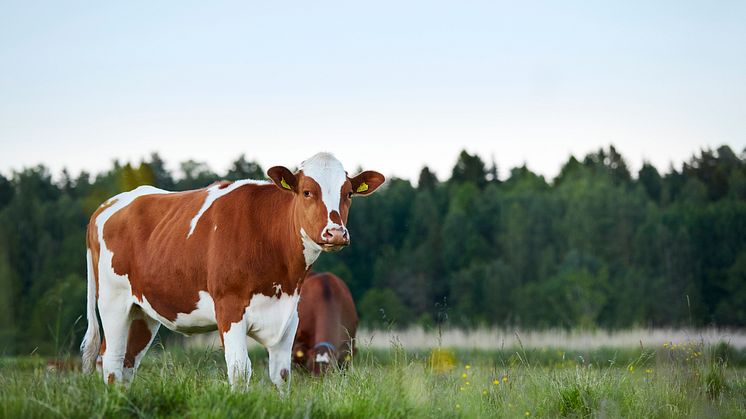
[
  {"xmin": 293, "ymin": 272, "xmax": 358, "ymax": 374},
  {"xmin": 80, "ymin": 152, "xmax": 384, "ymax": 389}
]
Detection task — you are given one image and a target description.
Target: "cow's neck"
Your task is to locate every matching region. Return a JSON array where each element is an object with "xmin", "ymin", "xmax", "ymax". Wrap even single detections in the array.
[
  {"xmin": 289, "ymin": 196, "xmax": 322, "ymax": 275},
  {"xmin": 247, "ymin": 185, "xmax": 318, "ymax": 291}
]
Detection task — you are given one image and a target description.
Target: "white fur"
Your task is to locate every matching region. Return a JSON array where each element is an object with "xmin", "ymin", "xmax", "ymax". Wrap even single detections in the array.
[
  {"xmin": 222, "ymin": 290, "xmax": 301, "ymax": 389},
  {"xmin": 245, "ymin": 290, "xmax": 300, "ymax": 348},
  {"xmin": 136, "ymin": 291, "xmax": 218, "ymax": 335},
  {"xmin": 80, "ymin": 249, "xmax": 101, "ymax": 373},
  {"xmin": 315, "ymin": 352, "xmax": 331, "ymax": 364},
  {"xmin": 188, "ymin": 179, "xmax": 269, "ymax": 238},
  {"xmin": 246, "ymin": 290, "xmax": 300, "ymax": 391},
  {"xmin": 300, "ymin": 152, "xmax": 347, "ymax": 220},
  {"xmin": 174, "ymin": 291, "xmax": 217, "ymax": 332},
  {"xmin": 223, "ymin": 317, "xmax": 251, "ymax": 388},
  {"xmin": 300, "ymin": 228, "xmax": 322, "ymax": 269},
  {"xmin": 267, "ymin": 308, "xmax": 298, "ymax": 392}
]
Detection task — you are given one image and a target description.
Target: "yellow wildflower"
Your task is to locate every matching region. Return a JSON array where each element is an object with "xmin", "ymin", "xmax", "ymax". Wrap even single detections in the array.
[
  {"xmin": 645, "ymin": 369, "xmax": 653, "ymax": 374},
  {"xmin": 502, "ymin": 375, "xmax": 509, "ymax": 383},
  {"xmin": 482, "ymin": 390, "xmax": 488, "ymax": 395},
  {"xmin": 462, "ymin": 373, "xmax": 467, "ymax": 379},
  {"xmin": 628, "ymin": 365, "xmax": 635, "ymax": 373},
  {"xmin": 492, "ymin": 379, "xmax": 500, "ymax": 385},
  {"xmin": 525, "ymin": 411, "xmax": 531, "ymax": 417},
  {"xmin": 465, "ymin": 381, "xmax": 470, "ymax": 386},
  {"xmin": 430, "ymin": 348, "xmax": 456, "ymax": 373},
  {"xmin": 465, "ymin": 364, "xmax": 471, "ymax": 370}
]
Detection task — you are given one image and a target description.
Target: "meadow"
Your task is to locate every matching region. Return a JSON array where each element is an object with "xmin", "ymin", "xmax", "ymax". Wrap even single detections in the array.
[{"xmin": 2, "ymin": 334, "xmax": 745, "ymax": 418}]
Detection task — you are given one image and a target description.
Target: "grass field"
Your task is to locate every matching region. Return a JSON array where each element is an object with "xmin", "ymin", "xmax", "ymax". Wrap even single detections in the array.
[{"xmin": 2, "ymin": 338, "xmax": 746, "ymax": 418}]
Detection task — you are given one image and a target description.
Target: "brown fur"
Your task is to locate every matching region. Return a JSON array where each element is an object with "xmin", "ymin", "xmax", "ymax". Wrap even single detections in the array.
[
  {"xmin": 123, "ymin": 318, "xmax": 152, "ymax": 368},
  {"xmin": 293, "ymin": 272, "xmax": 358, "ymax": 374}
]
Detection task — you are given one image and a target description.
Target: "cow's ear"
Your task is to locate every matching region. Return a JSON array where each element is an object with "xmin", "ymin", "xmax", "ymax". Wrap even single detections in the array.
[
  {"xmin": 267, "ymin": 166, "xmax": 298, "ymax": 192},
  {"xmin": 349, "ymin": 171, "xmax": 385, "ymax": 196}
]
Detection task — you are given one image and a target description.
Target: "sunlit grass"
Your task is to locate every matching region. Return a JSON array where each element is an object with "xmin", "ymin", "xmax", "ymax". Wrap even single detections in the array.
[{"xmin": 1, "ymin": 341, "xmax": 745, "ymax": 418}]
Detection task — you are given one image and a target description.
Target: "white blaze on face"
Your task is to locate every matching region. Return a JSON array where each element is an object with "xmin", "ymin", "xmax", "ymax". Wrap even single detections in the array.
[{"xmin": 300, "ymin": 152, "xmax": 348, "ymax": 229}]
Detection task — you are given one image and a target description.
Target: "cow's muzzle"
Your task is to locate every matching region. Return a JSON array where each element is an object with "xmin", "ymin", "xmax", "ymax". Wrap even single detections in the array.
[{"xmin": 320, "ymin": 226, "xmax": 349, "ymax": 251}]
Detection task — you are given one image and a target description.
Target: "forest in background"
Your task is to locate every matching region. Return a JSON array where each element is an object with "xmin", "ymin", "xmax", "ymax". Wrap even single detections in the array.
[{"xmin": 0, "ymin": 145, "xmax": 744, "ymax": 355}]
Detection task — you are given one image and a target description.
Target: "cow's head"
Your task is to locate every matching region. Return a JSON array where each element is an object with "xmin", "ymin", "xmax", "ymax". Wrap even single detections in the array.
[
  {"xmin": 267, "ymin": 152, "xmax": 384, "ymax": 255},
  {"xmin": 293, "ymin": 341, "xmax": 344, "ymax": 375}
]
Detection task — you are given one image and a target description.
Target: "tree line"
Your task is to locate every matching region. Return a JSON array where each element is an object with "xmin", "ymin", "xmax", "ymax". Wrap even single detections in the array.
[{"xmin": 0, "ymin": 146, "xmax": 744, "ymax": 355}]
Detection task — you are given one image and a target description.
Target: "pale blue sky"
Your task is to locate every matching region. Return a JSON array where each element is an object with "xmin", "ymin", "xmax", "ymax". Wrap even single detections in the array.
[{"xmin": 1, "ymin": 0, "xmax": 744, "ymax": 181}]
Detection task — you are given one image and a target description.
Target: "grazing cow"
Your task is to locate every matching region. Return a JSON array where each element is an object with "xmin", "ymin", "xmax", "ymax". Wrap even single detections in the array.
[
  {"xmin": 293, "ymin": 272, "xmax": 358, "ymax": 374},
  {"xmin": 80, "ymin": 153, "xmax": 384, "ymax": 389}
]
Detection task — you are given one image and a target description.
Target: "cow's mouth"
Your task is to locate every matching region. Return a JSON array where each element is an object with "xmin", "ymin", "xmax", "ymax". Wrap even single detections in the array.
[{"xmin": 319, "ymin": 242, "xmax": 348, "ymax": 252}]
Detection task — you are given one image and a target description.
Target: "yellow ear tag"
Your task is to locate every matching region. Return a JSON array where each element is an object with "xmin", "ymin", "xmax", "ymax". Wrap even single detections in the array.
[
  {"xmin": 280, "ymin": 177, "xmax": 292, "ymax": 190},
  {"xmin": 356, "ymin": 182, "xmax": 369, "ymax": 193}
]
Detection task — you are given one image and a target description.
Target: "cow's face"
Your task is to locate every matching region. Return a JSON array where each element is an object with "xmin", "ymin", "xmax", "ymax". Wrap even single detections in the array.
[
  {"xmin": 267, "ymin": 153, "xmax": 384, "ymax": 253},
  {"xmin": 293, "ymin": 343, "xmax": 335, "ymax": 375}
]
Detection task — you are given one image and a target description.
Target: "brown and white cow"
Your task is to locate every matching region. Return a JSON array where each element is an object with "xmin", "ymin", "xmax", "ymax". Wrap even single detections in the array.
[
  {"xmin": 79, "ymin": 153, "xmax": 384, "ymax": 389},
  {"xmin": 293, "ymin": 272, "xmax": 358, "ymax": 374}
]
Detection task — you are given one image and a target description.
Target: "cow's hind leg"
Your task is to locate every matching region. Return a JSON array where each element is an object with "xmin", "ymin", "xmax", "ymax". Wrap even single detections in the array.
[
  {"xmin": 267, "ymin": 311, "xmax": 299, "ymax": 393},
  {"xmin": 98, "ymin": 292, "xmax": 133, "ymax": 385},
  {"xmin": 122, "ymin": 308, "xmax": 160, "ymax": 384}
]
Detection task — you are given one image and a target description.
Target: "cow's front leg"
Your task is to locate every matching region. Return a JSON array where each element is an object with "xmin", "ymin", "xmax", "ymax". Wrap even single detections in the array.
[
  {"xmin": 217, "ymin": 301, "xmax": 251, "ymax": 389},
  {"xmin": 267, "ymin": 310, "xmax": 299, "ymax": 394}
]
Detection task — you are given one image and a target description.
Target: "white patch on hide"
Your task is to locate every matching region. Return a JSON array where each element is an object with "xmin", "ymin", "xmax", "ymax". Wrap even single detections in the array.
[
  {"xmin": 188, "ymin": 179, "xmax": 269, "ymax": 238},
  {"xmin": 300, "ymin": 228, "xmax": 322, "ymax": 269},
  {"xmin": 244, "ymin": 290, "xmax": 300, "ymax": 348},
  {"xmin": 174, "ymin": 291, "xmax": 217, "ymax": 333}
]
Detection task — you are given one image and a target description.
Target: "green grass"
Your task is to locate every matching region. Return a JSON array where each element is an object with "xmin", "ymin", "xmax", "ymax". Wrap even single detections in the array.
[{"xmin": 1, "ymin": 341, "xmax": 745, "ymax": 418}]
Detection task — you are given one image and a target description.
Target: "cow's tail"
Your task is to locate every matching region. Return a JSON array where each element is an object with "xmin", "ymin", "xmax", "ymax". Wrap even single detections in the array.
[{"xmin": 80, "ymin": 248, "xmax": 101, "ymax": 374}]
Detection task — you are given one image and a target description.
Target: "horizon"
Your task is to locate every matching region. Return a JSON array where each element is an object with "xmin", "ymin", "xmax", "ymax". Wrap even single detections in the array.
[
  {"xmin": 0, "ymin": 144, "xmax": 746, "ymax": 185},
  {"xmin": 0, "ymin": 143, "xmax": 742, "ymax": 184}
]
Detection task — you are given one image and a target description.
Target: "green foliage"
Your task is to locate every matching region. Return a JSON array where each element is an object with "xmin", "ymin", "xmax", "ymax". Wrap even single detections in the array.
[
  {"xmin": 1, "ymin": 146, "xmax": 745, "ymax": 354},
  {"xmin": 359, "ymin": 288, "xmax": 412, "ymax": 328}
]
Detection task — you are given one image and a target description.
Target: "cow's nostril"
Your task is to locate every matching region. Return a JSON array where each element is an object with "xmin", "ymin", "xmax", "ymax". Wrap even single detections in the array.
[{"xmin": 322, "ymin": 228, "xmax": 349, "ymax": 244}]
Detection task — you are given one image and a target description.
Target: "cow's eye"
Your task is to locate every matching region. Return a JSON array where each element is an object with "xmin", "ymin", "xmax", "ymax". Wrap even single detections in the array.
[
  {"xmin": 347, "ymin": 191, "xmax": 353, "ymax": 199},
  {"xmin": 303, "ymin": 191, "xmax": 311, "ymax": 198}
]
